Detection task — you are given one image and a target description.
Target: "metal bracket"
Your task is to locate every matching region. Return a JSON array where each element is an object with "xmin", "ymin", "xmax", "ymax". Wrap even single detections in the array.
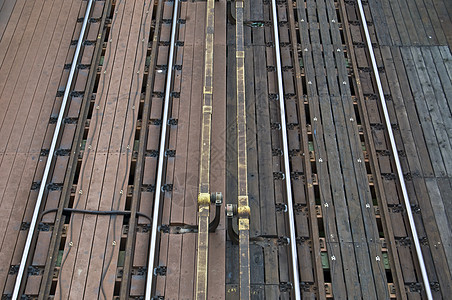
[
  {"xmin": 153, "ymin": 266, "xmax": 167, "ymax": 276},
  {"xmin": 160, "ymin": 193, "xmax": 223, "ymax": 234},
  {"xmin": 208, "ymin": 192, "xmax": 223, "ymax": 232},
  {"xmin": 225, "ymin": 204, "xmax": 239, "ymax": 244},
  {"xmin": 279, "ymin": 282, "xmax": 293, "ymax": 292}
]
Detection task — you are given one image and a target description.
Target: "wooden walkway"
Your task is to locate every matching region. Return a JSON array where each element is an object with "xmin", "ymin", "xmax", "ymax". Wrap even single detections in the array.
[
  {"xmin": 0, "ymin": 0, "xmax": 450, "ymax": 298},
  {"xmin": 0, "ymin": 0, "xmax": 104, "ymax": 295},
  {"xmin": 153, "ymin": 0, "xmax": 226, "ymax": 298},
  {"xmin": 355, "ymin": 0, "xmax": 452, "ymax": 296}
]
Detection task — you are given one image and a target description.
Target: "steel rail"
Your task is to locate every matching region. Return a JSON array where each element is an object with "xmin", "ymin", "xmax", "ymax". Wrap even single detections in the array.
[
  {"xmin": 145, "ymin": 0, "xmax": 180, "ymax": 298},
  {"xmin": 270, "ymin": 0, "xmax": 301, "ymax": 298},
  {"xmin": 355, "ymin": 0, "xmax": 433, "ymax": 298},
  {"xmin": 120, "ymin": 0, "xmax": 164, "ymax": 297},
  {"xmin": 11, "ymin": 1, "xmax": 95, "ymax": 298}
]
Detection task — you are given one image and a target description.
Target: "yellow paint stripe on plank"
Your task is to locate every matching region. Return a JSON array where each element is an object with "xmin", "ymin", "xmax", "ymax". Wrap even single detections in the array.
[
  {"xmin": 195, "ymin": 0, "xmax": 215, "ymax": 298},
  {"xmin": 235, "ymin": 0, "xmax": 250, "ymax": 298}
]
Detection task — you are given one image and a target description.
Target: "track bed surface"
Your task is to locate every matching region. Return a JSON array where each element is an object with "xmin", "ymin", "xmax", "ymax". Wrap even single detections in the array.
[{"xmin": 0, "ymin": 0, "xmax": 451, "ymax": 298}]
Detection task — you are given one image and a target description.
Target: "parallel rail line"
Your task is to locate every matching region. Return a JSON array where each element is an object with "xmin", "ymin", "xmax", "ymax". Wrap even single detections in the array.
[
  {"xmin": 11, "ymin": 1, "xmax": 95, "ymax": 298},
  {"xmin": 4, "ymin": 0, "xmax": 444, "ymax": 298},
  {"xmin": 120, "ymin": 0, "xmax": 164, "ymax": 297},
  {"xmin": 269, "ymin": 0, "xmax": 301, "ymax": 298},
  {"xmin": 356, "ymin": 0, "xmax": 432, "ymax": 298},
  {"xmin": 145, "ymin": 0, "xmax": 180, "ymax": 298}
]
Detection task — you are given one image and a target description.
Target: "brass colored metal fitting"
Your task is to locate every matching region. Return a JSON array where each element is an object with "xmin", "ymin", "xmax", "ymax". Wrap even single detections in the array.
[
  {"xmin": 238, "ymin": 195, "xmax": 248, "ymax": 207},
  {"xmin": 239, "ymin": 218, "xmax": 249, "ymax": 230},
  {"xmin": 237, "ymin": 205, "xmax": 250, "ymax": 218},
  {"xmin": 198, "ymin": 193, "xmax": 211, "ymax": 206}
]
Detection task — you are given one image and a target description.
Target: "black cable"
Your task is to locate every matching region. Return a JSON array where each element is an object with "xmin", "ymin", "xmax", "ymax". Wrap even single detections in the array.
[
  {"xmin": 99, "ymin": 0, "xmax": 151, "ymax": 298},
  {"xmin": 41, "ymin": 208, "xmax": 152, "ymax": 222},
  {"xmin": 227, "ymin": 1, "xmax": 236, "ymax": 25},
  {"xmin": 58, "ymin": 0, "xmax": 124, "ymax": 298},
  {"xmin": 227, "ymin": 216, "xmax": 239, "ymax": 244}
]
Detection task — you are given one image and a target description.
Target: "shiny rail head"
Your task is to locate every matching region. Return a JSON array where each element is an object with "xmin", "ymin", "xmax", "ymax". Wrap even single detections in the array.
[
  {"xmin": 11, "ymin": 1, "xmax": 96, "ymax": 299},
  {"xmin": 356, "ymin": 0, "xmax": 432, "ymax": 298},
  {"xmin": 145, "ymin": 0, "xmax": 181, "ymax": 298}
]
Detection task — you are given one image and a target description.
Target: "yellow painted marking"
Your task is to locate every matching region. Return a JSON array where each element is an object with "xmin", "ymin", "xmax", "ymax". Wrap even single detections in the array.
[
  {"xmin": 236, "ymin": 1, "xmax": 250, "ymax": 298},
  {"xmin": 239, "ymin": 219, "xmax": 250, "ymax": 231},
  {"xmin": 195, "ymin": 0, "xmax": 215, "ymax": 298}
]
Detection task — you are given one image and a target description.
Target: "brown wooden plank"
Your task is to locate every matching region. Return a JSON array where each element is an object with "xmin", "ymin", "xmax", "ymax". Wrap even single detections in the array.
[
  {"xmin": 93, "ymin": 0, "xmax": 149, "ymax": 293},
  {"xmin": 328, "ymin": 1, "xmax": 390, "ymax": 293},
  {"xmin": 421, "ymin": 47, "xmax": 452, "ymax": 147},
  {"xmin": 431, "ymin": 47, "xmax": 452, "ymax": 111},
  {"xmin": 400, "ymin": 48, "xmax": 446, "ymax": 177},
  {"xmin": 422, "ymin": 0, "xmax": 448, "ymax": 45},
  {"xmin": 159, "ymin": 33, "xmax": 187, "ymax": 300},
  {"xmin": 0, "ymin": 0, "xmax": 83, "ymax": 292},
  {"xmin": 397, "ymin": 0, "xmax": 421, "ymax": 45},
  {"xmin": 0, "ymin": 0, "xmax": 49, "ymax": 125},
  {"xmin": 170, "ymin": 2, "xmax": 192, "ymax": 225},
  {"xmin": 436, "ymin": 178, "xmax": 452, "ymax": 239},
  {"xmin": 0, "ymin": 154, "xmax": 29, "ymax": 286},
  {"xmin": 404, "ymin": 0, "xmax": 430, "ymax": 45},
  {"xmin": 413, "ymin": 0, "xmax": 440, "ymax": 45},
  {"xmin": 152, "ymin": 17, "xmax": 175, "ymax": 294},
  {"xmin": 379, "ymin": 0, "xmax": 401, "ymax": 45},
  {"xmin": 411, "ymin": 47, "xmax": 452, "ymax": 176},
  {"xmin": 16, "ymin": 0, "xmax": 84, "ymax": 157},
  {"xmin": 54, "ymin": 0, "xmax": 129, "ymax": 296},
  {"xmin": 289, "ymin": 0, "xmax": 324, "ymax": 293},
  {"xmin": 0, "ymin": 0, "xmax": 55, "ymax": 152},
  {"xmin": 74, "ymin": 0, "xmax": 145, "ymax": 297},
  {"xmin": 424, "ymin": 178, "xmax": 452, "ymax": 276},
  {"xmin": 410, "ymin": 178, "xmax": 451, "ymax": 297},
  {"xmin": 178, "ymin": 3, "xmax": 205, "ymax": 298},
  {"xmin": 245, "ymin": 43, "xmax": 261, "ymax": 237},
  {"xmin": 0, "ymin": 0, "xmax": 21, "ymax": 40},
  {"xmin": 207, "ymin": 0, "xmax": 227, "ymax": 296},
  {"xmin": 22, "ymin": 1, "xmax": 93, "ymax": 294},
  {"xmin": 342, "ymin": 2, "xmax": 414, "ymax": 298},
  {"xmin": 366, "ymin": 0, "xmax": 391, "ymax": 45},
  {"xmin": 0, "ymin": 154, "xmax": 14, "ymax": 206},
  {"xmin": 0, "ymin": 0, "xmax": 34, "ymax": 74},
  {"xmin": 432, "ymin": 0, "xmax": 452, "ymax": 48},
  {"xmin": 306, "ymin": 0, "xmax": 365, "ymax": 297}
]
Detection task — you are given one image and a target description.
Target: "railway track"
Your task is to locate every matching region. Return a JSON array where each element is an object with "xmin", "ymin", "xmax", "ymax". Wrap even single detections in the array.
[
  {"xmin": 6, "ymin": 0, "xmax": 161, "ymax": 298},
  {"xmin": 12, "ymin": 0, "xmax": 97, "ymax": 298},
  {"xmin": 1, "ymin": 0, "xmax": 451, "ymax": 298},
  {"xmin": 225, "ymin": 0, "xmax": 441, "ymax": 298}
]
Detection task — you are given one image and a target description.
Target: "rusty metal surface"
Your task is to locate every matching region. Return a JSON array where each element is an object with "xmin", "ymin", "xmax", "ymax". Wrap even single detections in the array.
[
  {"xmin": 196, "ymin": 0, "xmax": 215, "ymax": 297},
  {"xmin": 235, "ymin": 1, "xmax": 251, "ymax": 298}
]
